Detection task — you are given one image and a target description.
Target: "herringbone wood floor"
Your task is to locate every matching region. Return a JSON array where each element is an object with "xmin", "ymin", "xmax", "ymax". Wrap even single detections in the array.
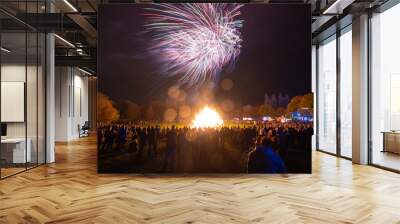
[{"xmin": 1, "ymin": 136, "xmax": 400, "ymax": 224}]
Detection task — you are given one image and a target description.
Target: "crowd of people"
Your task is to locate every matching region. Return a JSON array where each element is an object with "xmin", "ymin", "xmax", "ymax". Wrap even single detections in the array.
[{"xmin": 98, "ymin": 121, "xmax": 313, "ymax": 173}]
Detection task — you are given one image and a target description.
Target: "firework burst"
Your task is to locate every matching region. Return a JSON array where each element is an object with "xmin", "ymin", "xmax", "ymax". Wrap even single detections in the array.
[{"xmin": 143, "ymin": 3, "xmax": 243, "ymax": 87}]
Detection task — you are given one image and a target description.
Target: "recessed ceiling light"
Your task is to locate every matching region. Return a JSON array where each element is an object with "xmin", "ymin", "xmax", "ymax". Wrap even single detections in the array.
[
  {"xmin": 323, "ymin": 0, "xmax": 354, "ymax": 15},
  {"xmin": 63, "ymin": 0, "xmax": 78, "ymax": 12},
  {"xmin": 78, "ymin": 67, "xmax": 93, "ymax": 76},
  {"xmin": 54, "ymin": 34, "xmax": 75, "ymax": 48},
  {"xmin": 1, "ymin": 47, "xmax": 11, "ymax": 53}
]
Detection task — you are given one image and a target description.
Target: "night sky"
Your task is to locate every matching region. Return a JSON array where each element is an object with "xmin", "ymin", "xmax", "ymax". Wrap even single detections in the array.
[{"xmin": 98, "ymin": 4, "xmax": 311, "ymax": 106}]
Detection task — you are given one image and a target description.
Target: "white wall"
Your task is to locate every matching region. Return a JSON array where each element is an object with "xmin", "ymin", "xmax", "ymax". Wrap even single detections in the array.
[
  {"xmin": 1, "ymin": 65, "xmax": 42, "ymax": 137},
  {"xmin": 1, "ymin": 63, "xmax": 46, "ymax": 164},
  {"xmin": 55, "ymin": 66, "xmax": 69, "ymax": 141},
  {"xmin": 72, "ymin": 73, "xmax": 89, "ymax": 138},
  {"xmin": 55, "ymin": 67, "xmax": 89, "ymax": 141},
  {"xmin": 1, "ymin": 65, "xmax": 26, "ymax": 138}
]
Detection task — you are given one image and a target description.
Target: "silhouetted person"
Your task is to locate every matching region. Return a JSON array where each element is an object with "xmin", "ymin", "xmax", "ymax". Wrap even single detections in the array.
[
  {"xmin": 247, "ymin": 133, "xmax": 286, "ymax": 174},
  {"xmin": 117, "ymin": 126, "xmax": 127, "ymax": 149},
  {"xmin": 98, "ymin": 129, "xmax": 104, "ymax": 151},
  {"xmin": 138, "ymin": 128, "xmax": 147, "ymax": 157},
  {"xmin": 164, "ymin": 126, "xmax": 177, "ymax": 172},
  {"xmin": 129, "ymin": 128, "xmax": 138, "ymax": 153},
  {"xmin": 176, "ymin": 129, "xmax": 187, "ymax": 171},
  {"xmin": 104, "ymin": 127, "xmax": 116, "ymax": 152},
  {"xmin": 278, "ymin": 127, "xmax": 289, "ymax": 162},
  {"xmin": 148, "ymin": 127, "xmax": 157, "ymax": 157}
]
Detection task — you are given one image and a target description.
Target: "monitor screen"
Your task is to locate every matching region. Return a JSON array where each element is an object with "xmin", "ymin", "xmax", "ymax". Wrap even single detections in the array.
[{"xmin": 1, "ymin": 123, "xmax": 7, "ymax": 137}]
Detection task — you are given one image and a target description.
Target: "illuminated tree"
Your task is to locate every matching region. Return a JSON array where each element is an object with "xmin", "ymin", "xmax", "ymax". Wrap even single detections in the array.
[
  {"xmin": 300, "ymin": 93, "xmax": 314, "ymax": 109},
  {"xmin": 286, "ymin": 95, "xmax": 302, "ymax": 113},
  {"xmin": 286, "ymin": 93, "xmax": 314, "ymax": 113},
  {"xmin": 258, "ymin": 104, "xmax": 275, "ymax": 117},
  {"xmin": 118, "ymin": 100, "xmax": 141, "ymax": 121},
  {"xmin": 97, "ymin": 92, "xmax": 120, "ymax": 122}
]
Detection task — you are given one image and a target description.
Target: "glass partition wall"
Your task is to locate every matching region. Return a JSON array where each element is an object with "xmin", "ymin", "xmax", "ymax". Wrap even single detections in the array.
[
  {"xmin": 370, "ymin": 2, "xmax": 400, "ymax": 171},
  {"xmin": 339, "ymin": 28, "xmax": 352, "ymax": 158},
  {"xmin": 0, "ymin": 3, "xmax": 46, "ymax": 179},
  {"xmin": 317, "ymin": 35, "xmax": 337, "ymax": 155},
  {"xmin": 316, "ymin": 26, "xmax": 353, "ymax": 159},
  {"xmin": 315, "ymin": 0, "xmax": 400, "ymax": 171}
]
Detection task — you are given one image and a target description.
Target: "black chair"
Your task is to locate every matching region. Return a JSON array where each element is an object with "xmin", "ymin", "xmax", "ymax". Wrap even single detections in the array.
[{"xmin": 79, "ymin": 121, "xmax": 90, "ymax": 138}]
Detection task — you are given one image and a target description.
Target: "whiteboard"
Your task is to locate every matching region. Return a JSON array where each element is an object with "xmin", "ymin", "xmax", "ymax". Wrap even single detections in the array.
[{"xmin": 1, "ymin": 82, "xmax": 25, "ymax": 122}]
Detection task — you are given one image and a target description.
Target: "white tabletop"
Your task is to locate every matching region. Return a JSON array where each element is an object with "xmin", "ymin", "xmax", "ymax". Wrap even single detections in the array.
[{"xmin": 1, "ymin": 138, "xmax": 27, "ymax": 143}]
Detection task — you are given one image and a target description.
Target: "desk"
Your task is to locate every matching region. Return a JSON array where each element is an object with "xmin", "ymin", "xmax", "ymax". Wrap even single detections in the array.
[
  {"xmin": 1, "ymin": 138, "xmax": 31, "ymax": 164},
  {"xmin": 382, "ymin": 131, "xmax": 400, "ymax": 154}
]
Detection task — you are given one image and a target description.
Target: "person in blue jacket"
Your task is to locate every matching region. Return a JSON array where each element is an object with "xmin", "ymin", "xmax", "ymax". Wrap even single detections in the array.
[{"xmin": 247, "ymin": 130, "xmax": 287, "ymax": 173}]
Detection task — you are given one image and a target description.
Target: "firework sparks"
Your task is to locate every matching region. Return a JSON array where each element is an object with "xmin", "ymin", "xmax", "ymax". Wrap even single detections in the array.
[{"xmin": 143, "ymin": 3, "xmax": 243, "ymax": 87}]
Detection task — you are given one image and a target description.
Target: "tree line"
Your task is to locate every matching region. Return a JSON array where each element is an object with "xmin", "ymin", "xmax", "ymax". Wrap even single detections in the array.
[{"xmin": 97, "ymin": 92, "xmax": 313, "ymax": 123}]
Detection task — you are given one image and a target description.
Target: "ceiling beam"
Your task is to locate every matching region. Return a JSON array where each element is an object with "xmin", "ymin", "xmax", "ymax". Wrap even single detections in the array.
[{"xmin": 55, "ymin": 55, "xmax": 97, "ymax": 73}]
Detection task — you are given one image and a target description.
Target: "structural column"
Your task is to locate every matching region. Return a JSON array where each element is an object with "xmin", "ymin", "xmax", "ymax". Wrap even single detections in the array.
[
  {"xmin": 88, "ymin": 77, "xmax": 97, "ymax": 131},
  {"xmin": 46, "ymin": 33, "xmax": 55, "ymax": 163},
  {"xmin": 45, "ymin": 0, "xmax": 55, "ymax": 163},
  {"xmin": 352, "ymin": 14, "xmax": 369, "ymax": 164}
]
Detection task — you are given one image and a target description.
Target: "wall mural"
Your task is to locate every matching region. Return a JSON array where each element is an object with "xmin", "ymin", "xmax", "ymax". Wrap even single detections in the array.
[{"xmin": 98, "ymin": 3, "xmax": 312, "ymax": 173}]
